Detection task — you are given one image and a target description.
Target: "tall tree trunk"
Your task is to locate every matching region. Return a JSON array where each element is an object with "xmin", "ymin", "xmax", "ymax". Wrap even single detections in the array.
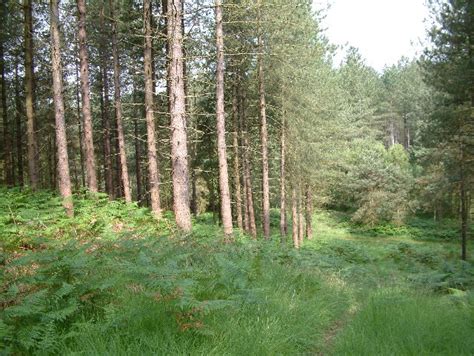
[
  {"xmin": 239, "ymin": 85, "xmax": 249, "ymax": 233},
  {"xmin": 23, "ymin": 0, "xmax": 39, "ymax": 189},
  {"xmin": 14, "ymin": 65, "xmax": 24, "ymax": 186},
  {"xmin": 112, "ymin": 104, "xmax": 123, "ymax": 197},
  {"xmin": 1, "ymin": 9, "xmax": 12, "ymax": 186},
  {"xmin": 76, "ymin": 0, "xmax": 98, "ymax": 192},
  {"xmin": 1, "ymin": 0, "xmax": 13, "ymax": 187},
  {"xmin": 99, "ymin": 4, "xmax": 114, "ymax": 198},
  {"xmin": 144, "ymin": 0, "xmax": 162, "ymax": 218},
  {"xmin": 110, "ymin": 0, "xmax": 132, "ymax": 202},
  {"xmin": 50, "ymin": 0, "xmax": 73, "ymax": 217},
  {"xmin": 167, "ymin": 0, "xmax": 191, "ymax": 231},
  {"xmin": 215, "ymin": 0, "xmax": 233, "ymax": 236},
  {"xmin": 232, "ymin": 83, "xmax": 243, "ymax": 229},
  {"xmin": 291, "ymin": 187, "xmax": 299, "ymax": 249},
  {"xmin": 74, "ymin": 55, "xmax": 86, "ymax": 188},
  {"xmin": 280, "ymin": 114, "xmax": 287, "ymax": 239},
  {"xmin": 190, "ymin": 91, "xmax": 198, "ymax": 216},
  {"xmin": 241, "ymin": 89, "xmax": 257, "ymax": 238},
  {"xmin": 134, "ymin": 114, "xmax": 143, "ymax": 205},
  {"xmin": 257, "ymin": 2, "xmax": 270, "ymax": 239},
  {"xmin": 305, "ymin": 184, "xmax": 313, "ymax": 239}
]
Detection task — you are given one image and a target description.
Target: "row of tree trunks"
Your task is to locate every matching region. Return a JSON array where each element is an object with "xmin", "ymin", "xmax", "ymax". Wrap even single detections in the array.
[
  {"xmin": 290, "ymin": 184, "xmax": 313, "ymax": 248},
  {"xmin": 240, "ymin": 86, "xmax": 257, "ymax": 238},
  {"xmin": 15, "ymin": 0, "xmax": 311, "ymax": 244}
]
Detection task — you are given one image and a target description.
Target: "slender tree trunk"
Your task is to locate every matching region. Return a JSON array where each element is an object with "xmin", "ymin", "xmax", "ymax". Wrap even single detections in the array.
[
  {"xmin": 74, "ymin": 56, "xmax": 86, "ymax": 188},
  {"xmin": 257, "ymin": 2, "xmax": 270, "ymax": 239},
  {"xmin": 1, "ymin": 0, "xmax": 13, "ymax": 187},
  {"xmin": 144, "ymin": 0, "xmax": 162, "ymax": 217},
  {"xmin": 76, "ymin": 0, "xmax": 98, "ymax": 192},
  {"xmin": 305, "ymin": 184, "xmax": 313, "ymax": 239},
  {"xmin": 134, "ymin": 114, "xmax": 143, "ymax": 204},
  {"xmin": 215, "ymin": 0, "xmax": 233, "ymax": 236},
  {"xmin": 47, "ymin": 116, "xmax": 55, "ymax": 189},
  {"xmin": 109, "ymin": 0, "xmax": 132, "ymax": 202},
  {"xmin": 98, "ymin": 4, "xmax": 114, "ymax": 198},
  {"xmin": 238, "ymin": 84, "xmax": 249, "ymax": 233},
  {"xmin": 14, "ymin": 65, "xmax": 24, "ymax": 186},
  {"xmin": 280, "ymin": 115, "xmax": 287, "ymax": 239},
  {"xmin": 167, "ymin": 0, "xmax": 191, "ymax": 231},
  {"xmin": 50, "ymin": 0, "xmax": 73, "ymax": 217},
  {"xmin": 23, "ymin": 0, "xmax": 39, "ymax": 189},
  {"xmin": 232, "ymin": 83, "xmax": 243, "ymax": 229},
  {"xmin": 240, "ymin": 89, "xmax": 257, "ymax": 238},
  {"xmin": 291, "ymin": 187, "xmax": 299, "ymax": 249},
  {"xmin": 190, "ymin": 91, "xmax": 198, "ymax": 216}
]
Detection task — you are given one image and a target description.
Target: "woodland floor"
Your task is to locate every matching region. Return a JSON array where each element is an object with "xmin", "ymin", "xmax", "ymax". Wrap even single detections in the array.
[{"xmin": 1, "ymin": 188, "xmax": 473, "ymax": 355}]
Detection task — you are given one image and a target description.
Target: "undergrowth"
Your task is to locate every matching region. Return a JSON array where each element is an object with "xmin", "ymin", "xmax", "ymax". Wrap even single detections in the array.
[
  {"xmin": 1, "ymin": 189, "xmax": 473, "ymax": 355},
  {"xmin": 0, "ymin": 189, "xmax": 347, "ymax": 355}
]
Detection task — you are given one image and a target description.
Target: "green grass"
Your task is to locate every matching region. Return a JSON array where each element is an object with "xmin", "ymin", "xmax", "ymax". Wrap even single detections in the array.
[
  {"xmin": 1, "ymin": 189, "xmax": 473, "ymax": 355},
  {"xmin": 332, "ymin": 289, "xmax": 474, "ymax": 355}
]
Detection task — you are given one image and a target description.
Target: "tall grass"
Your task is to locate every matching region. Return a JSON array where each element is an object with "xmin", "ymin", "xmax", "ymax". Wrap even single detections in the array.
[{"xmin": 1, "ymin": 190, "xmax": 473, "ymax": 355}]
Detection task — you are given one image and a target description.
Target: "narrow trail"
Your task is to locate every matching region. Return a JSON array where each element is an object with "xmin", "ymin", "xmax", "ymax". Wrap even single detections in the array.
[{"xmin": 317, "ymin": 307, "xmax": 357, "ymax": 356}]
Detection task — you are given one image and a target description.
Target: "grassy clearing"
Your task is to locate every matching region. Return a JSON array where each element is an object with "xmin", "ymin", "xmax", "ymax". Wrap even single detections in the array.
[{"xmin": 1, "ymin": 189, "xmax": 473, "ymax": 355}]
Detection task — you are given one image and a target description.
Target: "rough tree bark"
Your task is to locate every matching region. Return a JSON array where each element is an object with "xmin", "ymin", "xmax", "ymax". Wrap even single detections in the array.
[
  {"xmin": 232, "ymin": 82, "xmax": 243, "ymax": 230},
  {"xmin": 167, "ymin": 0, "xmax": 192, "ymax": 231},
  {"xmin": 291, "ymin": 187, "xmax": 299, "ymax": 249},
  {"xmin": 215, "ymin": 0, "xmax": 233, "ymax": 236},
  {"xmin": 110, "ymin": 0, "xmax": 132, "ymax": 203},
  {"xmin": 257, "ymin": 1, "xmax": 270, "ymax": 239},
  {"xmin": 144, "ymin": 0, "xmax": 162, "ymax": 217},
  {"xmin": 23, "ymin": 0, "xmax": 39, "ymax": 189},
  {"xmin": 76, "ymin": 0, "xmax": 98, "ymax": 192},
  {"xmin": 50, "ymin": 0, "xmax": 73, "ymax": 217}
]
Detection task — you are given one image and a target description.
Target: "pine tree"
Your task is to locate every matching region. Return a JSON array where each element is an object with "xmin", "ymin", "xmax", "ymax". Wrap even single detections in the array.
[{"xmin": 50, "ymin": 0, "xmax": 73, "ymax": 216}]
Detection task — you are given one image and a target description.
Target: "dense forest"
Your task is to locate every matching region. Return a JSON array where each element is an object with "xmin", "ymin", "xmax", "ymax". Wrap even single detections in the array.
[{"xmin": 0, "ymin": 0, "xmax": 473, "ymax": 354}]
